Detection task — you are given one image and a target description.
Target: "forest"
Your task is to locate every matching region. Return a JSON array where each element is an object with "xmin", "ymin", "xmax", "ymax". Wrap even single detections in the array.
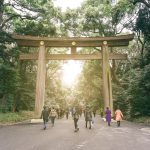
[{"xmin": 0, "ymin": 0, "xmax": 150, "ymax": 121}]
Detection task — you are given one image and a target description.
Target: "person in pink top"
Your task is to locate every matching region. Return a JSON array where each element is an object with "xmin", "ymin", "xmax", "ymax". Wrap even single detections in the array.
[{"xmin": 115, "ymin": 108, "xmax": 123, "ymax": 127}]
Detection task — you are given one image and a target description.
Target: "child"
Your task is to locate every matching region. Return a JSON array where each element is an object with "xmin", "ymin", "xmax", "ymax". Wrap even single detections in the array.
[{"xmin": 115, "ymin": 108, "xmax": 123, "ymax": 127}]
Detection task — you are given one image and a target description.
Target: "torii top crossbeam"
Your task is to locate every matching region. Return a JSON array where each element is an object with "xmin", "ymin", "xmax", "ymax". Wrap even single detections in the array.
[{"xmin": 12, "ymin": 34, "xmax": 134, "ymax": 47}]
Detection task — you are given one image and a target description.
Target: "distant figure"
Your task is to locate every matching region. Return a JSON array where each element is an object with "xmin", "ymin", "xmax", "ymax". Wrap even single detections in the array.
[
  {"xmin": 93, "ymin": 109, "xmax": 96, "ymax": 117},
  {"xmin": 100, "ymin": 108, "xmax": 104, "ymax": 118},
  {"xmin": 72, "ymin": 107, "xmax": 79, "ymax": 132},
  {"xmin": 57, "ymin": 109, "xmax": 61, "ymax": 119},
  {"xmin": 65, "ymin": 108, "xmax": 69, "ymax": 119},
  {"xmin": 105, "ymin": 107, "xmax": 111, "ymax": 126},
  {"xmin": 85, "ymin": 106, "xmax": 92, "ymax": 129},
  {"xmin": 115, "ymin": 108, "xmax": 123, "ymax": 127},
  {"xmin": 40, "ymin": 106, "xmax": 49, "ymax": 130},
  {"xmin": 50, "ymin": 107, "xmax": 57, "ymax": 127}
]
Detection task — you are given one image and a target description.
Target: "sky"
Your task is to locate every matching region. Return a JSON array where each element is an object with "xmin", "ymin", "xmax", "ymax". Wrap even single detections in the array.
[{"xmin": 53, "ymin": 0, "xmax": 84, "ymax": 11}]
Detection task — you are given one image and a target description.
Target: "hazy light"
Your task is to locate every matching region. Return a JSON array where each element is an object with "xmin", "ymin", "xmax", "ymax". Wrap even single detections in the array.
[
  {"xmin": 62, "ymin": 60, "xmax": 82, "ymax": 86},
  {"xmin": 53, "ymin": 0, "xmax": 84, "ymax": 11}
]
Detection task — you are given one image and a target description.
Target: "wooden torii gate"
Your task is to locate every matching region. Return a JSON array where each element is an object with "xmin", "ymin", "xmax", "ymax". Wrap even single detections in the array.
[{"xmin": 13, "ymin": 34, "xmax": 134, "ymax": 115}]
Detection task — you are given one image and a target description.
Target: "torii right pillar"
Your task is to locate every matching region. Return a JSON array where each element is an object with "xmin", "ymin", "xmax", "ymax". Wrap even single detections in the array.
[{"xmin": 102, "ymin": 41, "xmax": 113, "ymax": 115}]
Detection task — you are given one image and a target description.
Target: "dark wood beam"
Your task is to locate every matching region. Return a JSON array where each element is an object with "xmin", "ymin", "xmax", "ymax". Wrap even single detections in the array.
[
  {"xmin": 19, "ymin": 53, "xmax": 127, "ymax": 60},
  {"xmin": 12, "ymin": 34, "xmax": 134, "ymax": 47}
]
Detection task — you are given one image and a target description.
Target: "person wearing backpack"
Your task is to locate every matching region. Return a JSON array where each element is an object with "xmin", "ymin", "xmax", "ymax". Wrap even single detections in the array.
[
  {"xmin": 50, "ymin": 107, "xmax": 57, "ymax": 127},
  {"xmin": 85, "ymin": 106, "xmax": 92, "ymax": 129}
]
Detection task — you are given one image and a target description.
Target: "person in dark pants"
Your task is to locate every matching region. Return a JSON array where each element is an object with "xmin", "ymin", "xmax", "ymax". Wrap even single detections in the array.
[
  {"xmin": 85, "ymin": 106, "xmax": 92, "ymax": 129},
  {"xmin": 93, "ymin": 110, "xmax": 96, "ymax": 117},
  {"xmin": 65, "ymin": 108, "xmax": 69, "ymax": 119},
  {"xmin": 73, "ymin": 107, "xmax": 79, "ymax": 132},
  {"xmin": 40, "ymin": 106, "xmax": 49, "ymax": 130},
  {"xmin": 50, "ymin": 107, "xmax": 57, "ymax": 127},
  {"xmin": 115, "ymin": 108, "xmax": 123, "ymax": 127}
]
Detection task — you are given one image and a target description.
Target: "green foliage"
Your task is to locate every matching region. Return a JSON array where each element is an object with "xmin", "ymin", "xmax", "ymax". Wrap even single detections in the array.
[
  {"xmin": 60, "ymin": 9, "xmax": 80, "ymax": 36},
  {"xmin": 0, "ymin": 31, "xmax": 14, "ymax": 43},
  {"xmin": 135, "ymin": 6, "xmax": 150, "ymax": 41},
  {"xmin": 129, "ymin": 65, "xmax": 150, "ymax": 117},
  {"xmin": 123, "ymin": 1, "xmax": 150, "ymax": 118},
  {"xmin": 132, "ymin": 116, "xmax": 150, "ymax": 125},
  {"xmin": 113, "ymin": 85, "xmax": 129, "ymax": 117},
  {"xmin": 0, "ymin": 64, "xmax": 20, "ymax": 112},
  {"xmin": 79, "ymin": 1, "xmax": 114, "ymax": 36},
  {"xmin": 72, "ymin": 0, "xmax": 136, "ymax": 36},
  {"xmin": 77, "ymin": 60, "xmax": 103, "ymax": 110},
  {"xmin": 15, "ymin": 20, "xmax": 56, "ymax": 36},
  {"xmin": 0, "ymin": 30, "xmax": 20, "ymax": 112},
  {"xmin": 0, "ymin": 111, "xmax": 35, "ymax": 123}
]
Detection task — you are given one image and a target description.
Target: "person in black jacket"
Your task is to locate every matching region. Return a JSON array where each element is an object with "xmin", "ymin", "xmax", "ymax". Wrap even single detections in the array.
[
  {"xmin": 85, "ymin": 106, "xmax": 92, "ymax": 129},
  {"xmin": 72, "ymin": 106, "xmax": 79, "ymax": 132},
  {"xmin": 41, "ymin": 106, "xmax": 49, "ymax": 130}
]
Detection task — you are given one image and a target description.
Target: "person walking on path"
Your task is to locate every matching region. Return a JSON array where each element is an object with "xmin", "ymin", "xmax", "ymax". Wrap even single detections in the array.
[
  {"xmin": 115, "ymin": 108, "xmax": 123, "ymax": 127},
  {"xmin": 65, "ymin": 108, "xmax": 69, "ymax": 119},
  {"xmin": 40, "ymin": 106, "xmax": 50, "ymax": 130},
  {"xmin": 73, "ymin": 107, "xmax": 79, "ymax": 132},
  {"xmin": 105, "ymin": 107, "xmax": 111, "ymax": 126},
  {"xmin": 50, "ymin": 107, "xmax": 57, "ymax": 127},
  {"xmin": 85, "ymin": 106, "xmax": 92, "ymax": 129},
  {"xmin": 93, "ymin": 109, "xmax": 96, "ymax": 118}
]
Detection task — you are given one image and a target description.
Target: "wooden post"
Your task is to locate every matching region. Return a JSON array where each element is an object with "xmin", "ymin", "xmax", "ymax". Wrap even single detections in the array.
[
  {"xmin": 102, "ymin": 41, "xmax": 110, "ymax": 111},
  {"xmin": 35, "ymin": 41, "xmax": 46, "ymax": 115},
  {"xmin": 108, "ymin": 69, "xmax": 113, "ymax": 116}
]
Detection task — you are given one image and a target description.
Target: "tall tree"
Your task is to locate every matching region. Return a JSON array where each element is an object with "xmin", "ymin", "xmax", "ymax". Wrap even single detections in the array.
[
  {"xmin": 0, "ymin": 0, "xmax": 62, "ymax": 112},
  {"xmin": 126, "ymin": 0, "xmax": 150, "ymax": 117}
]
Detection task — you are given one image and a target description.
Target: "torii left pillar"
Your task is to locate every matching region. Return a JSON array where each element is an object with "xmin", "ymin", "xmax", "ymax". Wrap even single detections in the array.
[
  {"xmin": 35, "ymin": 41, "xmax": 46, "ymax": 115},
  {"xmin": 102, "ymin": 41, "xmax": 113, "ymax": 115}
]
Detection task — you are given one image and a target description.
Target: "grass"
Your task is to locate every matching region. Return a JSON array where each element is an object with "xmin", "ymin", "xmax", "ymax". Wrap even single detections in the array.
[
  {"xmin": 132, "ymin": 116, "xmax": 150, "ymax": 125},
  {"xmin": 0, "ymin": 111, "xmax": 36, "ymax": 124}
]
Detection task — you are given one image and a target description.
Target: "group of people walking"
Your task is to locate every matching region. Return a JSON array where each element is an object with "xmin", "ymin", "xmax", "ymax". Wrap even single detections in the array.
[
  {"xmin": 72, "ymin": 105, "xmax": 93, "ymax": 132},
  {"xmin": 105, "ymin": 107, "xmax": 123, "ymax": 127},
  {"xmin": 40, "ymin": 106, "xmax": 57, "ymax": 130},
  {"xmin": 41, "ymin": 105, "xmax": 123, "ymax": 131}
]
